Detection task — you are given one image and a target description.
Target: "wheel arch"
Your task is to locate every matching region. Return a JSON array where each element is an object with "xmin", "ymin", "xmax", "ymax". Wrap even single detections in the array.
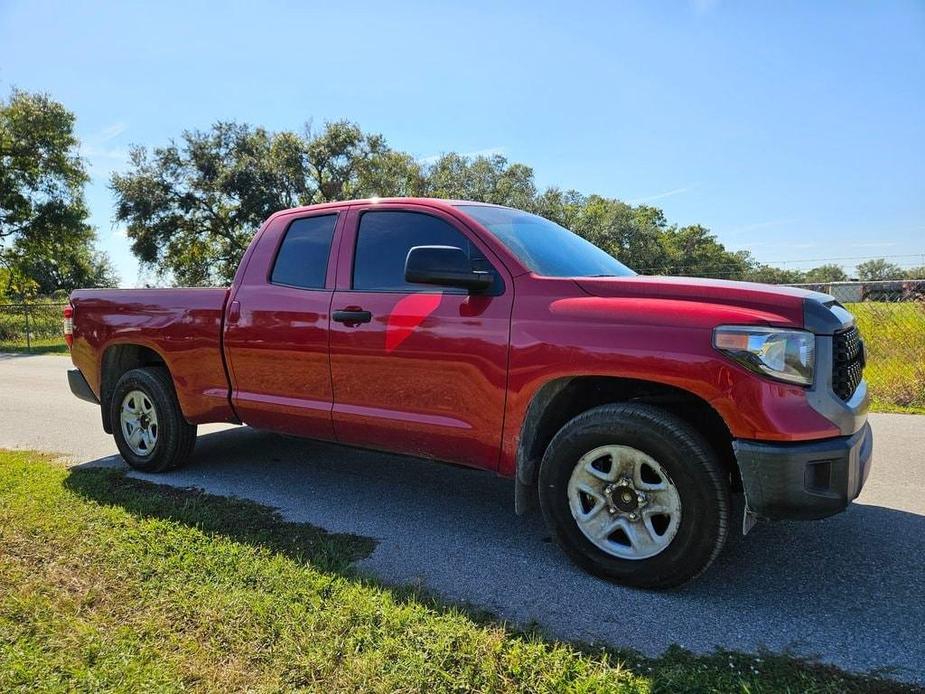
[
  {"xmin": 98, "ymin": 343, "xmax": 170, "ymax": 434},
  {"xmin": 514, "ymin": 375, "xmax": 739, "ymax": 514}
]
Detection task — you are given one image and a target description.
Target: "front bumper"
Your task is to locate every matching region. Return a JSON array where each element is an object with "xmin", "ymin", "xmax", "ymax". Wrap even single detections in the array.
[
  {"xmin": 68, "ymin": 368, "xmax": 99, "ymax": 404},
  {"xmin": 733, "ymin": 421, "xmax": 873, "ymax": 521}
]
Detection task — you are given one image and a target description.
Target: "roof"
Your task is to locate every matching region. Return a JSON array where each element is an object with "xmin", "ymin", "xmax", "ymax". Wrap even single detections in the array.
[{"xmin": 267, "ymin": 197, "xmax": 502, "ymax": 220}]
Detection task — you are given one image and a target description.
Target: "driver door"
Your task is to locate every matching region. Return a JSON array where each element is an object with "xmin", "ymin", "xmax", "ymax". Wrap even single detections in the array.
[{"xmin": 328, "ymin": 204, "xmax": 512, "ymax": 470}]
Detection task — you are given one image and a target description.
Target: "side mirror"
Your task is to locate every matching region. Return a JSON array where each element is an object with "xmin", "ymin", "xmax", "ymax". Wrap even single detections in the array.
[{"xmin": 404, "ymin": 245, "xmax": 492, "ymax": 291}]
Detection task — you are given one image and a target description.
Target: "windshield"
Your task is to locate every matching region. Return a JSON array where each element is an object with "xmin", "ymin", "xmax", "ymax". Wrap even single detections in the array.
[{"xmin": 456, "ymin": 205, "xmax": 635, "ymax": 278}]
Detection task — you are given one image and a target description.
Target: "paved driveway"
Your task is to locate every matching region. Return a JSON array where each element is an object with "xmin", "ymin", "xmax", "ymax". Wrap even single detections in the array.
[{"xmin": 2, "ymin": 353, "xmax": 924, "ymax": 683}]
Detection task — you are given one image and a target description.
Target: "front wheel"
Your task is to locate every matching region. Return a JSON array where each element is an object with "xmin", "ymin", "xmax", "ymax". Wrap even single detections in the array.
[
  {"xmin": 110, "ymin": 367, "xmax": 197, "ymax": 473},
  {"xmin": 538, "ymin": 403, "xmax": 730, "ymax": 589}
]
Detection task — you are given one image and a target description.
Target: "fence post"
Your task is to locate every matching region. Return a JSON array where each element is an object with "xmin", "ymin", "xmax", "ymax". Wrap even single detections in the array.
[{"xmin": 24, "ymin": 303, "xmax": 31, "ymax": 353}]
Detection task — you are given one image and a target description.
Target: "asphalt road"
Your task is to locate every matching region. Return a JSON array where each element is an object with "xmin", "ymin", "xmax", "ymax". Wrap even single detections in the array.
[{"xmin": 2, "ymin": 353, "xmax": 924, "ymax": 683}]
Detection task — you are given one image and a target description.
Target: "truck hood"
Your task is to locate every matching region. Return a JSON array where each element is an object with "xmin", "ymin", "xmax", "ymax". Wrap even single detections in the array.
[{"xmin": 573, "ymin": 275, "xmax": 840, "ymax": 331}]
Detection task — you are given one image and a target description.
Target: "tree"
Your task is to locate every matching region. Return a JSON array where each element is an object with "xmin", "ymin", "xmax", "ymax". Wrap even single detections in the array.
[
  {"xmin": 903, "ymin": 266, "xmax": 925, "ymax": 280},
  {"xmin": 356, "ymin": 150, "xmax": 426, "ymax": 199},
  {"xmin": 0, "ymin": 88, "xmax": 117, "ymax": 295},
  {"xmin": 113, "ymin": 122, "xmax": 305, "ymax": 285},
  {"xmin": 112, "ymin": 118, "xmax": 760, "ymax": 285},
  {"xmin": 112, "ymin": 120, "xmax": 431, "ymax": 285},
  {"xmin": 803, "ymin": 264, "xmax": 848, "ymax": 283},
  {"xmin": 659, "ymin": 224, "xmax": 751, "ymax": 279},
  {"xmin": 856, "ymin": 258, "xmax": 904, "ymax": 282},
  {"xmin": 531, "ymin": 186, "xmax": 586, "ymax": 229},
  {"xmin": 424, "ymin": 153, "xmax": 536, "ymax": 209},
  {"xmin": 744, "ymin": 264, "xmax": 805, "ymax": 285},
  {"xmin": 561, "ymin": 196, "xmax": 668, "ymax": 272},
  {"xmin": 547, "ymin": 196, "xmax": 748, "ymax": 278},
  {"xmin": 304, "ymin": 120, "xmax": 410, "ymax": 201}
]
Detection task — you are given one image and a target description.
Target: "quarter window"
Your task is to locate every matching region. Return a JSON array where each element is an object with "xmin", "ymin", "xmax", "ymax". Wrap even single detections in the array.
[
  {"xmin": 353, "ymin": 211, "xmax": 495, "ymax": 292},
  {"xmin": 270, "ymin": 214, "xmax": 337, "ymax": 289}
]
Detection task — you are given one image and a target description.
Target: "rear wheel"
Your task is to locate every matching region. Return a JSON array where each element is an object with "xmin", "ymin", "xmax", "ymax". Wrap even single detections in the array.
[
  {"xmin": 538, "ymin": 403, "xmax": 729, "ymax": 589},
  {"xmin": 110, "ymin": 367, "xmax": 197, "ymax": 473}
]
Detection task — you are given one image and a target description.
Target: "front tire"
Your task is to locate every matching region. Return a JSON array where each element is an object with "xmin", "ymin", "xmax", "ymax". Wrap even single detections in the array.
[
  {"xmin": 110, "ymin": 367, "xmax": 197, "ymax": 473},
  {"xmin": 538, "ymin": 403, "xmax": 730, "ymax": 589}
]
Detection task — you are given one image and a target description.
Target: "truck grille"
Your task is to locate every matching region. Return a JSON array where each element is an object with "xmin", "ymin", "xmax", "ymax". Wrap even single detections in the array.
[{"xmin": 832, "ymin": 326, "xmax": 864, "ymax": 401}]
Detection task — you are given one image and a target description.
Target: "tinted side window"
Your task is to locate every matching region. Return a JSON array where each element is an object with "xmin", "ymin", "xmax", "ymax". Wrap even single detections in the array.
[
  {"xmin": 353, "ymin": 211, "xmax": 483, "ymax": 291},
  {"xmin": 271, "ymin": 215, "xmax": 337, "ymax": 289}
]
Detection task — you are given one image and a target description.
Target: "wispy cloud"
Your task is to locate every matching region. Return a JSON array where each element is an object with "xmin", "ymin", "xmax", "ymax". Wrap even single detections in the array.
[
  {"xmin": 80, "ymin": 121, "xmax": 130, "ymax": 176},
  {"xmin": 95, "ymin": 122, "xmax": 127, "ymax": 142},
  {"xmin": 627, "ymin": 185, "xmax": 696, "ymax": 204},
  {"xmin": 419, "ymin": 146, "xmax": 507, "ymax": 165}
]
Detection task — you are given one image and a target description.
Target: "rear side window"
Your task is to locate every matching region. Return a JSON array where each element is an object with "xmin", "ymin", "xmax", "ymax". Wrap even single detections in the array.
[
  {"xmin": 271, "ymin": 214, "xmax": 337, "ymax": 289},
  {"xmin": 353, "ymin": 211, "xmax": 490, "ymax": 292}
]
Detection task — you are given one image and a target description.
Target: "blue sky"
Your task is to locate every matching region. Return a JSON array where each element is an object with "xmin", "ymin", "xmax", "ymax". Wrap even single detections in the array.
[{"xmin": 1, "ymin": 0, "xmax": 923, "ymax": 285}]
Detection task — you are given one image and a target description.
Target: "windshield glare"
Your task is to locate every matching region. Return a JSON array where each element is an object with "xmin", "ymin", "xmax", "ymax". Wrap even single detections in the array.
[{"xmin": 456, "ymin": 205, "xmax": 635, "ymax": 278}]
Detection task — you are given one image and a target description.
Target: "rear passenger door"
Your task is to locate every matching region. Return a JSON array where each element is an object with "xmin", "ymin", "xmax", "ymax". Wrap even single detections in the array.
[
  {"xmin": 223, "ymin": 211, "xmax": 342, "ymax": 440},
  {"xmin": 328, "ymin": 204, "xmax": 513, "ymax": 470}
]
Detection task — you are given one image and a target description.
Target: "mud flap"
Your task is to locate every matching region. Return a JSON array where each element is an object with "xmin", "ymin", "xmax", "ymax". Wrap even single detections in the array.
[{"xmin": 742, "ymin": 505, "xmax": 758, "ymax": 535}]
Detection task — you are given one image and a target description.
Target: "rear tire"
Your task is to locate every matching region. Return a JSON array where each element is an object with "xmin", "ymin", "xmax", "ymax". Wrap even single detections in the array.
[
  {"xmin": 538, "ymin": 403, "xmax": 729, "ymax": 589},
  {"xmin": 110, "ymin": 367, "xmax": 197, "ymax": 473}
]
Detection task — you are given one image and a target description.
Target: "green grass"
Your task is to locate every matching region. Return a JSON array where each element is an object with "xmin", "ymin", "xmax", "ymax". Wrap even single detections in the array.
[
  {"xmin": 0, "ymin": 337, "xmax": 69, "ymax": 354},
  {"xmin": 0, "ymin": 450, "xmax": 913, "ymax": 693},
  {"xmin": 846, "ymin": 302, "xmax": 925, "ymax": 414}
]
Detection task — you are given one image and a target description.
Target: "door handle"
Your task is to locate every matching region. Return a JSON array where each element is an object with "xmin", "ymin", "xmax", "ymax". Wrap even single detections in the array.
[
  {"xmin": 332, "ymin": 309, "xmax": 372, "ymax": 324},
  {"xmin": 227, "ymin": 300, "xmax": 241, "ymax": 323}
]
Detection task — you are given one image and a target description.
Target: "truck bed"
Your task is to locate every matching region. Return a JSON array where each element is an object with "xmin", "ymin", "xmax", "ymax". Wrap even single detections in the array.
[{"xmin": 69, "ymin": 288, "xmax": 237, "ymax": 424}]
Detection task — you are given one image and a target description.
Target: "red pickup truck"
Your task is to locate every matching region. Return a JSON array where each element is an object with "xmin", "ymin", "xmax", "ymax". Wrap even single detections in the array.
[{"xmin": 66, "ymin": 198, "xmax": 872, "ymax": 588}]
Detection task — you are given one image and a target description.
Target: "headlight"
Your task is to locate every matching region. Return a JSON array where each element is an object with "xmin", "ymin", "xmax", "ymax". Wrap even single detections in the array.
[{"xmin": 713, "ymin": 326, "xmax": 815, "ymax": 386}]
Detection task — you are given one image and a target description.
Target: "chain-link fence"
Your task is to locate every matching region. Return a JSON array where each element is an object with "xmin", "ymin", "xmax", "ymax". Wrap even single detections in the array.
[
  {"xmin": 0, "ymin": 301, "xmax": 69, "ymax": 353},
  {"xmin": 788, "ymin": 280, "xmax": 925, "ymax": 412}
]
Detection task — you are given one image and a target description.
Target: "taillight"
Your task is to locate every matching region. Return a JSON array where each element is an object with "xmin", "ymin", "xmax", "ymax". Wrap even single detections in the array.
[{"xmin": 63, "ymin": 304, "xmax": 74, "ymax": 348}]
